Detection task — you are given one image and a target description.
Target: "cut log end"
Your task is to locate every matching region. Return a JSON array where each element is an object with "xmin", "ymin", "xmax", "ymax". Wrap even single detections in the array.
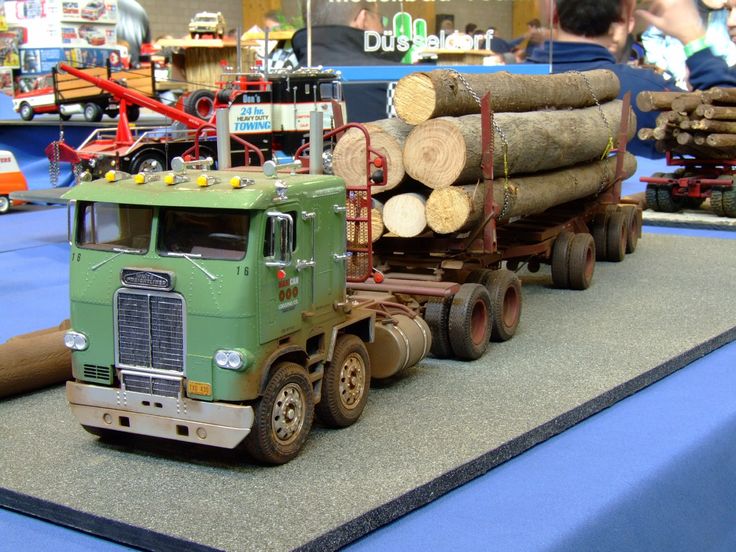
[
  {"xmin": 382, "ymin": 193, "xmax": 428, "ymax": 237},
  {"xmin": 403, "ymin": 118, "xmax": 468, "ymax": 188},
  {"xmin": 425, "ymin": 186, "xmax": 478, "ymax": 234},
  {"xmin": 394, "ymin": 73, "xmax": 437, "ymax": 125}
]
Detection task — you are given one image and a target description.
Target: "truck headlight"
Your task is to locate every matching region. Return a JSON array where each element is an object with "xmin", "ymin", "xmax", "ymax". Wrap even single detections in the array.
[
  {"xmin": 214, "ymin": 349, "xmax": 244, "ymax": 370},
  {"xmin": 64, "ymin": 330, "xmax": 89, "ymax": 351}
]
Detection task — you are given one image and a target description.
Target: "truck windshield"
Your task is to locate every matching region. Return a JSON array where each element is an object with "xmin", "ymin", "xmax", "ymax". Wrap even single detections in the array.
[
  {"xmin": 158, "ymin": 207, "xmax": 249, "ymax": 261},
  {"xmin": 76, "ymin": 202, "xmax": 152, "ymax": 253}
]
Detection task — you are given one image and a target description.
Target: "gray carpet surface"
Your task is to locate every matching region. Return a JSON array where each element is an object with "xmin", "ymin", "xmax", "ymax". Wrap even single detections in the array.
[{"xmin": 1, "ymin": 233, "xmax": 735, "ymax": 552}]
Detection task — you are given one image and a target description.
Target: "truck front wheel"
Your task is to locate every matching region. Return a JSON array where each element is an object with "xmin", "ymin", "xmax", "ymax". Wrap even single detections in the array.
[
  {"xmin": 316, "ymin": 334, "xmax": 371, "ymax": 428},
  {"xmin": 0, "ymin": 196, "xmax": 10, "ymax": 214},
  {"xmin": 19, "ymin": 103, "xmax": 34, "ymax": 121},
  {"xmin": 245, "ymin": 362, "xmax": 314, "ymax": 465}
]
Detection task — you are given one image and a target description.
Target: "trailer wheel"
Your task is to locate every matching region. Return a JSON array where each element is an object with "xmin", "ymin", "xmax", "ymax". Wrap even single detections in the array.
[
  {"xmin": 126, "ymin": 105, "xmax": 141, "ymax": 122},
  {"xmin": 185, "ymin": 89, "xmax": 216, "ymax": 120},
  {"xmin": 620, "ymin": 205, "xmax": 640, "ymax": 254},
  {"xmin": 645, "ymin": 184, "xmax": 659, "ymax": 212},
  {"xmin": 721, "ymin": 188, "xmax": 736, "ymax": 218},
  {"xmin": 711, "ymin": 189, "xmax": 725, "ymax": 216},
  {"xmin": 244, "ymin": 362, "xmax": 314, "ymax": 465},
  {"xmin": 424, "ymin": 296, "xmax": 453, "ymax": 358},
  {"xmin": 655, "ymin": 186, "xmax": 682, "ymax": 213},
  {"xmin": 316, "ymin": 334, "xmax": 370, "ymax": 428},
  {"xmin": 591, "ymin": 212, "xmax": 608, "ymax": 261},
  {"xmin": 605, "ymin": 210, "xmax": 628, "ymax": 262},
  {"xmin": 448, "ymin": 283, "xmax": 491, "ymax": 360},
  {"xmin": 486, "ymin": 269, "xmax": 522, "ymax": 341},
  {"xmin": 551, "ymin": 231, "xmax": 574, "ymax": 289},
  {"xmin": 83, "ymin": 103, "xmax": 103, "ymax": 122},
  {"xmin": 568, "ymin": 233, "xmax": 596, "ymax": 290},
  {"xmin": 18, "ymin": 102, "xmax": 34, "ymax": 121},
  {"xmin": 0, "ymin": 196, "xmax": 10, "ymax": 214},
  {"xmin": 130, "ymin": 150, "xmax": 166, "ymax": 173}
]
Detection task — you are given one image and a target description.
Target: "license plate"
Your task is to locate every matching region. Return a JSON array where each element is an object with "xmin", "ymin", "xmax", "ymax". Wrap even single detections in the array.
[{"xmin": 187, "ymin": 380, "xmax": 212, "ymax": 396}]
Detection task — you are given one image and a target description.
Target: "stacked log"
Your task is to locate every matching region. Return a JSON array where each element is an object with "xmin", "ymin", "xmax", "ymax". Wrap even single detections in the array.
[
  {"xmin": 636, "ymin": 88, "xmax": 736, "ymax": 158},
  {"xmin": 337, "ymin": 69, "xmax": 636, "ymax": 240}
]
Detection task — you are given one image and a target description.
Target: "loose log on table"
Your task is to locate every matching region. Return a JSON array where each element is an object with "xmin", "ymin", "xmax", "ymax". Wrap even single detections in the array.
[
  {"xmin": 394, "ymin": 69, "xmax": 620, "ymax": 125},
  {"xmin": 690, "ymin": 118, "xmax": 736, "ymax": 133},
  {"xmin": 670, "ymin": 92, "xmax": 705, "ymax": 114},
  {"xmin": 0, "ymin": 320, "xmax": 71, "ymax": 399},
  {"xmin": 382, "ymin": 192, "xmax": 428, "ymax": 237},
  {"xmin": 424, "ymin": 153, "xmax": 637, "ymax": 233},
  {"xmin": 332, "ymin": 119, "xmax": 413, "ymax": 193},
  {"xmin": 704, "ymin": 87, "xmax": 736, "ymax": 103},
  {"xmin": 696, "ymin": 104, "xmax": 736, "ymax": 120},
  {"xmin": 705, "ymin": 133, "xmax": 736, "ymax": 148},
  {"xmin": 403, "ymin": 100, "xmax": 636, "ymax": 189}
]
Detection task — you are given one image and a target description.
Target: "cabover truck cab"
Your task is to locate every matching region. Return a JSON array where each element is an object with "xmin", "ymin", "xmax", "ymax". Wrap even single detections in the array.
[{"xmin": 63, "ymin": 168, "xmax": 383, "ymax": 464}]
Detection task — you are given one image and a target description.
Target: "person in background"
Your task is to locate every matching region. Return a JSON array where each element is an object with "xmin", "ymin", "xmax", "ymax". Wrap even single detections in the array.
[
  {"xmin": 263, "ymin": 10, "xmax": 282, "ymax": 32},
  {"xmin": 116, "ymin": 0, "xmax": 151, "ymax": 68},
  {"xmin": 291, "ymin": 1, "xmax": 403, "ymax": 122},
  {"xmin": 640, "ymin": 0, "xmax": 736, "ymax": 88},
  {"xmin": 527, "ymin": 0, "xmax": 736, "ymax": 158}
]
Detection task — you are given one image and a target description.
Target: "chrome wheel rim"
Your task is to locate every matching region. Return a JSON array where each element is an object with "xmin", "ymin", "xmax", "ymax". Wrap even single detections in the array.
[
  {"xmin": 339, "ymin": 353, "xmax": 365, "ymax": 410},
  {"xmin": 271, "ymin": 383, "xmax": 305, "ymax": 445}
]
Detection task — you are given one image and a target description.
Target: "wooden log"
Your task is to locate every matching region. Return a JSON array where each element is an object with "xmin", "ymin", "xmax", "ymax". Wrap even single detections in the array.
[
  {"xmin": 705, "ymin": 133, "xmax": 736, "ymax": 147},
  {"xmin": 697, "ymin": 105, "xmax": 736, "ymax": 120},
  {"xmin": 636, "ymin": 90, "xmax": 686, "ymax": 112},
  {"xmin": 394, "ymin": 69, "xmax": 620, "ymax": 125},
  {"xmin": 638, "ymin": 128, "xmax": 655, "ymax": 141},
  {"xmin": 652, "ymin": 126, "xmax": 671, "ymax": 141},
  {"xmin": 690, "ymin": 118, "xmax": 736, "ymax": 133},
  {"xmin": 332, "ymin": 119, "xmax": 413, "ymax": 194},
  {"xmin": 670, "ymin": 92, "xmax": 705, "ymax": 114},
  {"xmin": 704, "ymin": 87, "xmax": 736, "ymax": 104},
  {"xmin": 403, "ymin": 100, "xmax": 635, "ymax": 189},
  {"xmin": 655, "ymin": 111, "xmax": 686, "ymax": 126},
  {"xmin": 382, "ymin": 192, "xmax": 428, "ymax": 237},
  {"xmin": 347, "ymin": 198, "xmax": 384, "ymax": 245},
  {"xmin": 0, "ymin": 320, "xmax": 71, "ymax": 399},
  {"xmin": 424, "ymin": 153, "xmax": 637, "ymax": 233},
  {"xmin": 694, "ymin": 134, "xmax": 707, "ymax": 146}
]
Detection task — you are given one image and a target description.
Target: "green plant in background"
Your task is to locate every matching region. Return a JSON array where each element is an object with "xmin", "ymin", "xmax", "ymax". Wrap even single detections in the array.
[{"xmin": 393, "ymin": 11, "xmax": 427, "ymax": 64}]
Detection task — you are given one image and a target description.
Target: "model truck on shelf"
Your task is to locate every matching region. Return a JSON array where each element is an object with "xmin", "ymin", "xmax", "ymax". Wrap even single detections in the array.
[
  {"xmin": 46, "ymin": 63, "xmax": 347, "ymax": 180},
  {"xmin": 62, "ymin": 87, "xmax": 642, "ymax": 464}
]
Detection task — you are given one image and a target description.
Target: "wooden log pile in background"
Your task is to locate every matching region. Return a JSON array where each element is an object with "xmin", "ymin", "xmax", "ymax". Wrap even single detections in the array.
[
  {"xmin": 333, "ymin": 69, "xmax": 637, "ymax": 239},
  {"xmin": 636, "ymin": 88, "xmax": 736, "ymax": 158}
]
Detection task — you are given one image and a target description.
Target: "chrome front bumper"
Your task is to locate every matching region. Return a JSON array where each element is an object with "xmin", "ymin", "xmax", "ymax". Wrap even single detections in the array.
[{"xmin": 66, "ymin": 381, "xmax": 254, "ymax": 449}]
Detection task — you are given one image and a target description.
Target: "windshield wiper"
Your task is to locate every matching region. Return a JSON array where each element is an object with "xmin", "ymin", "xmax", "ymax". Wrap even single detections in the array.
[
  {"xmin": 91, "ymin": 247, "xmax": 145, "ymax": 271},
  {"xmin": 164, "ymin": 251, "xmax": 218, "ymax": 281}
]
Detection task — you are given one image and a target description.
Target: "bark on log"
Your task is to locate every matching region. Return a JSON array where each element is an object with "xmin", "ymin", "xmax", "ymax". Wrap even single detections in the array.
[
  {"xmin": 382, "ymin": 193, "xmax": 428, "ymax": 237},
  {"xmin": 704, "ymin": 87, "xmax": 736, "ymax": 103},
  {"xmin": 403, "ymin": 100, "xmax": 635, "ymax": 189},
  {"xmin": 696, "ymin": 105, "xmax": 736, "ymax": 120},
  {"xmin": 636, "ymin": 90, "xmax": 686, "ymax": 112},
  {"xmin": 394, "ymin": 69, "xmax": 621, "ymax": 125},
  {"xmin": 0, "ymin": 320, "xmax": 71, "ymax": 398},
  {"xmin": 424, "ymin": 153, "xmax": 637, "ymax": 233},
  {"xmin": 705, "ymin": 133, "xmax": 736, "ymax": 147},
  {"xmin": 670, "ymin": 92, "xmax": 704, "ymax": 114},
  {"xmin": 332, "ymin": 119, "xmax": 413, "ymax": 193},
  {"xmin": 690, "ymin": 118, "xmax": 736, "ymax": 133}
]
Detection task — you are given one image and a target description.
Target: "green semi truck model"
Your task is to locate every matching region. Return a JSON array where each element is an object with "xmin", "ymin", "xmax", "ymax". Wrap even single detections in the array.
[{"xmin": 61, "ymin": 161, "xmax": 479, "ymax": 464}]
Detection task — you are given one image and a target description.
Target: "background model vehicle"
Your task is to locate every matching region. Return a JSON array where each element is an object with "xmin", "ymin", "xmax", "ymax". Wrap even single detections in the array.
[
  {"xmin": 78, "ymin": 25, "xmax": 107, "ymax": 46},
  {"xmin": 81, "ymin": 1, "xmax": 105, "ymax": 20},
  {"xmin": 0, "ymin": 150, "xmax": 28, "ymax": 214},
  {"xmin": 188, "ymin": 11, "xmax": 226, "ymax": 39},
  {"xmin": 12, "ymin": 74, "xmax": 76, "ymax": 121}
]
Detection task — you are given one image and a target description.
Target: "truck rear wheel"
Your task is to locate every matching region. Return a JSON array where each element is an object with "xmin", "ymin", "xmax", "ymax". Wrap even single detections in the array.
[
  {"xmin": 244, "ymin": 362, "xmax": 314, "ymax": 465},
  {"xmin": 424, "ymin": 296, "xmax": 453, "ymax": 358},
  {"xmin": 466, "ymin": 269, "xmax": 521, "ymax": 342},
  {"xmin": 591, "ymin": 212, "xmax": 608, "ymax": 261},
  {"xmin": 551, "ymin": 231, "xmax": 574, "ymax": 289},
  {"xmin": 568, "ymin": 233, "xmax": 596, "ymax": 290},
  {"xmin": 448, "ymin": 283, "xmax": 491, "ymax": 360},
  {"xmin": 722, "ymin": 188, "xmax": 736, "ymax": 218},
  {"xmin": 131, "ymin": 150, "xmax": 166, "ymax": 173},
  {"xmin": 620, "ymin": 205, "xmax": 640, "ymax": 254},
  {"xmin": 605, "ymin": 211, "xmax": 628, "ymax": 262},
  {"xmin": 655, "ymin": 186, "xmax": 682, "ymax": 213},
  {"xmin": 316, "ymin": 334, "xmax": 370, "ymax": 428}
]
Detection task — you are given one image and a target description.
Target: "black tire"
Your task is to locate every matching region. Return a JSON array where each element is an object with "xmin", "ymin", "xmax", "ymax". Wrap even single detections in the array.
[
  {"xmin": 126, "ymin": 104, "xmax": 141, "ymax": 122},
  {"xmin": 448, "ymin": 283, "xmax": 491, "ymax": 361},
  {"xmin": 464, "ymin": 268, "xmax": 486, "ymax": 284},
  {"xmin": 711, "ymin": 189, "xmax": 725, "ymax": 216},
  {"xmin": 605, "ymin": 210, "xmax": 627, "ymax": 262},
  {"xmin": 184, "ymin": 89, "xmax": 216, "ymax": 120},
  {"xmin": 130, "ymin": 150, "xmax": 166, "ymax": 173},
  {"xmin": 590, "ymin": 212, "xmax": 608, "ymax": 261},
  {"xmin": 244, "ymin": 362, "xmax": 314, "ymax": 465},
  {"xmin": 551, "ymin": 231, "xmax": 574, "ymax": 289},
  {"xmin": 655, "ymin": 186, "xmax": 682, "ymax": 213},
  {"xmin": 568, "ymin": 233, "xmax": 596, "ymax": 290},
  {"xmin": 59, "ymin": 112, "xmax": 72, "ymax": 121},
  {"xmin": 683, "ymin": 197, "xmax": 705, "ymax": 210},
  {"xmin": 316, "ymin": 334, "xmax": 370, "ymax": 428},
  {"xmin": 19, "ymin": 102, "xmax": 34, "ymax": 121},
  {"xmin": 485, "ymin": 269, "xmax": 522, "ymax": 342},
  {"xmin": 645, "ymin": 184, "xmax": 659, "ymax": 212},
  {"xmin": 722, "ymin": 189, "xmax": 736, "ymax": 218},
  {"xmin": 0, "ymin": 196, "xmax": 10, "ymax": 214},
  {"xmin": 83, "ymin": 103, "xmax": 103, "ymax": 122},
  {"xmin": 424, "ymin": 296, "xmax": 453, "ymax": 358},
  {"xmin": 620, "ymin": 205, "xmax": 640, "ymax": 254}
]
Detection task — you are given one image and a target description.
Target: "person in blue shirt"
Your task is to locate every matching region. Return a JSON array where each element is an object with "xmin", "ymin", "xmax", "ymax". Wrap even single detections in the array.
[{"xmin": 528, "ymin": 0, "xmax": 736, "ymax": 158}]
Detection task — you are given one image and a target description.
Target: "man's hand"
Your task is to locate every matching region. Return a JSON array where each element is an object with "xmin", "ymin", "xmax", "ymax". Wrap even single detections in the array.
[{"xmin": 635, "ymin": 0, "xmax": 706, "ymax": 44}]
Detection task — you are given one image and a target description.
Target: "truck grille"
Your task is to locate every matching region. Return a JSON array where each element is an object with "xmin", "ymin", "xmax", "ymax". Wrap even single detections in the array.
[
  {"xmin": 122, "ymin": 371, "xmax": 181, "ymax": 398},
  {"xmin": 116, "ymin": 289, "xmax": 185, "ymax": 372}
]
